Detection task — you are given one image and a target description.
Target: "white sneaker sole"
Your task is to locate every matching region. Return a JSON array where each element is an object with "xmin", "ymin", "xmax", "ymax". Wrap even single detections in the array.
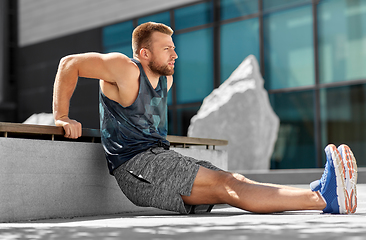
[
  {"xmin": 338, "ymin": 144, "xmax": 358, "ymax": 214},
  {"xmin": 327, "ymin": 144, "xmax": 347, "ymax": 214}
]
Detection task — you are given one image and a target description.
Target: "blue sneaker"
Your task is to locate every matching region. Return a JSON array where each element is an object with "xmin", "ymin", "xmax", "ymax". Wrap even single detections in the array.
[
  {"xmin": 310, "ymin": 144, "xmax": 347, "ymax": 214},
  {"xmin": 338, "ymin": 144, "xmax": 358, "ymax": 214}
]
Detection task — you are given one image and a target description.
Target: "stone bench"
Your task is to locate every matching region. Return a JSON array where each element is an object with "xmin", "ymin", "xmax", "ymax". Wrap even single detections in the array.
[{"xmin": 0, "ymin": 122, "xmax": 228, "ymax": 222}]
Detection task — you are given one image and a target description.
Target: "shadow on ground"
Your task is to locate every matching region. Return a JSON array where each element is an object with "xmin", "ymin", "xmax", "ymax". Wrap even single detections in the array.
[{"xmin": 1, "ymin": 208, "xmax": 366, "ymax": 240}]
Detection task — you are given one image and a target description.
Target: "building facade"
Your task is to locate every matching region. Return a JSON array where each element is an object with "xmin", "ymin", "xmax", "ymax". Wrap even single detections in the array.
[{"xmin": 3, "ymin": 0, "xmax": 366, "ymax": 169}]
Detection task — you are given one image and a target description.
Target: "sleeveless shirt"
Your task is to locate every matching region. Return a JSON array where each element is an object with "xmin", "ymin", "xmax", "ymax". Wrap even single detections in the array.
[{"xmin": 99, "ymin": 58, "xmax": 170, "ymax": 175}]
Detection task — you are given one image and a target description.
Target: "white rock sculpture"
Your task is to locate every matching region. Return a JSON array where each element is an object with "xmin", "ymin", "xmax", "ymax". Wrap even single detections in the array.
[
  {"xmin": 188, "ymin": 55, "xmax": 279, "ymax": 170},
  {"xmin": 23, "ymin": 113, "xmax": 55, "ymax": 126}
]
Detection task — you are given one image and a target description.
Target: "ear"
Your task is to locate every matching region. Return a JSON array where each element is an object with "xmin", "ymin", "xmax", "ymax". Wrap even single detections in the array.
[{"xmin": 139, "ymin": 48, "xmax": 150, "ymax": 60}]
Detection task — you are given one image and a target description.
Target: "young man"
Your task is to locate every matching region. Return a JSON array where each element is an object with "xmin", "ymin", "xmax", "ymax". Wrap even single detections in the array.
[{"xmin": 53, "ymin": 22, "xmax": 357, "ymax": 214}]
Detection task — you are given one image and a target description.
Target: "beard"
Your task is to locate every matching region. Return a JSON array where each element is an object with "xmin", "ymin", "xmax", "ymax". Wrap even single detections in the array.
[{"xmin": 148, "ymin": 60, "xmax": 174, "ymax": 76}]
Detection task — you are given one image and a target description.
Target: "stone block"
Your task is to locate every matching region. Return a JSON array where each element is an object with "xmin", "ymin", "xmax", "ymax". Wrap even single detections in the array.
[
  {"xmin": 188, "ymin": 55, "xmax": 279, "ymax": 171},
  {"xmin": 172, "ymin": 147, "xmax": 228, "ymax": 171}
]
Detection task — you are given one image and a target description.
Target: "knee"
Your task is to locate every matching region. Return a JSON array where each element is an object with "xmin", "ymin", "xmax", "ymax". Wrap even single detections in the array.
[
  {"xmin": 231, "ymin": 172, "xmax": 246, "ymax": 181},
  {"xmin": 214, "ymin": 171, "xmax": 244, "ymax": 202},
  {"xmin": 231, "ymin": 172, "xmax": 257, "ymax": 184}
]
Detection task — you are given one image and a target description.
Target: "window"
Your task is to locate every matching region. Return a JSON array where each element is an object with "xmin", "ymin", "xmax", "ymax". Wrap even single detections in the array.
[
  {"xmin": 318, "ymin": 0, "xmax": 366, "ymax": 83},
  {"xmin": 270, "ymin": 90, "xmax": 316, "ymax": 169},
  {"xmin": 220, "ymin": 18, "xmax": 260, "ymax": 83},
  {"xmin": 174, "ymin": 2, "xmax": 213, "ymax": 30},
  {"xmin": 263, "ymin": 0, "xmax": 311, "ymax": 12},
  {"xmin": 174, "ymin": 28, "xmax": 214, "ymax": 104},
  {"xmin": 220, "ymin": 0, "xmax": 258, "ymax": 20},
  {"xmin": 102, "ymin": 20, "xmax": 134, "ymax": 57},
  {"xmin": 263, "ymin": 4, "xmax": 314, "ymax": 90},
  {"xmin": 138, "ymin": 12, "xmax": 170, "ymax": 26},
  {"xmin": 320, "ymin": 83, "xmax": 366, "ymax": 167},
  {"xmin": 169, "ymin": 106, "xmax": 201, "ymax": 136}
]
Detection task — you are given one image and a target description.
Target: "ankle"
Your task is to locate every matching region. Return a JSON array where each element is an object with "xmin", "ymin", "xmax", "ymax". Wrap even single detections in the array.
[{"xmin": 313, "ymin": 191, "xmax": 327, "ymax": 210}]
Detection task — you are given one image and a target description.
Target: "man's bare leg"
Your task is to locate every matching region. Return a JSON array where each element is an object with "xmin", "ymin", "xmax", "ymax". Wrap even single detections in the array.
[
  {"xmin": 231, "ymin": 172, "xmax": 306, "ymax": 190},
  {"xmin": 181, "ymin": 167, "xmax": 326, "ymax": 214}
]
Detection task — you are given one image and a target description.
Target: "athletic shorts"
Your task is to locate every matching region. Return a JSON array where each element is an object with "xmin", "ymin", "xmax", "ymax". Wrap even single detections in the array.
[{"xmin": 113, "ymin": 147, "xmax": 222, "ymax": 214}]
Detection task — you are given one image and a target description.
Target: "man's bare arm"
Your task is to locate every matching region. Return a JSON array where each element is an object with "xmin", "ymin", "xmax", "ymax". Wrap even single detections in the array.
[{"xmin": 52, "ymin": 52, "xmax": 130, "ymax": 138}]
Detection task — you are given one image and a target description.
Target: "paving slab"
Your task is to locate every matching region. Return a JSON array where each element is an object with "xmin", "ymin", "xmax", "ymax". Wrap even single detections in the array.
[{"xmin": 1, "ymin": 184, "xmax": 365, "ymax": 240}]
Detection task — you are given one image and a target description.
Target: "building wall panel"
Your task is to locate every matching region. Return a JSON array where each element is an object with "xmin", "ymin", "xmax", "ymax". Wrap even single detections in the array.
[{"xmin": 18, "ymin": 0, "xmax": 199, "ymax": 47}]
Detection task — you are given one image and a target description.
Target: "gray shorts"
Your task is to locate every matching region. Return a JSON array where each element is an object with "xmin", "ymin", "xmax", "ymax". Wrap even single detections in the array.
[{"xmin": 113, "ymin": 147, "xmax": 222, "ymax": 214}]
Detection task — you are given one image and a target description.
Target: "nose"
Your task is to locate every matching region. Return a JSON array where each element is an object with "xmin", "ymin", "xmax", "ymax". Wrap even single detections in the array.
[{"xmin": 172, "ymin": 50, "xmax": 178, "ymax": 59}]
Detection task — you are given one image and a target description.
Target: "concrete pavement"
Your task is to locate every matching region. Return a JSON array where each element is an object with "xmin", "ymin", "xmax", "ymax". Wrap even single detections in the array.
[{"xmin": 0, "ymin": 184, "xmax": 365, "ymax": 240}]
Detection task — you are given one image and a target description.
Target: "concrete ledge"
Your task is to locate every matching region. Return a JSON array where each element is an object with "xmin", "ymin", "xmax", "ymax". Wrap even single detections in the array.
[
  {"xmin": 238, "ymin": 168, "xmax": 366, "ymax": 185},
  {"xmin": 0, "ymin": 138, "xmax": 148, "ymax": 222},
  {"xmin": 0, "ymin": 136, "xmax": 228, "ymax": 222}
]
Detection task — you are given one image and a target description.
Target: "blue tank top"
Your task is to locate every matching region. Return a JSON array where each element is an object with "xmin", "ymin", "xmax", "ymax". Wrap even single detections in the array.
[{"xmin": 99, "ymin": 58, "xmax": 170, "ymax": 175}]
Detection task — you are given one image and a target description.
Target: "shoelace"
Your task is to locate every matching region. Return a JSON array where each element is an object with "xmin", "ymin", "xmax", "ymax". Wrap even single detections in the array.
[{"xmin": 319, "ymin": 161, "xmax": 329, "ymax": 192}]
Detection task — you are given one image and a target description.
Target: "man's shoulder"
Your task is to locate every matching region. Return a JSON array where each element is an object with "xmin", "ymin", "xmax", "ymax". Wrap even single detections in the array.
[
  {"xmin": 104, "ymin": 52, "xmax": 133, "ymax": 65},
  {"xmin": 102, "ymin": 53, "xmax": 139, "ymax": 76}
]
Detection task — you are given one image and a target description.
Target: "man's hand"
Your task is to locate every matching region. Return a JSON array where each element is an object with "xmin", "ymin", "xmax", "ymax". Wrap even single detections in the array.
[{"xmin": 55, "ymin": 117, "xmax": 82, "ymax": 139}]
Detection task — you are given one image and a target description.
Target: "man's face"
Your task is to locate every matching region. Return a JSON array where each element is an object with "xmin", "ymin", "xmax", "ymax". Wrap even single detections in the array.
[{"xmin": 147, "ymin": 32, "xmax": 178, "ymax": 76}]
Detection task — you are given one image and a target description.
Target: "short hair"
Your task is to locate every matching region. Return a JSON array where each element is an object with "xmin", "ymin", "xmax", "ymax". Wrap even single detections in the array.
[{"xmin": 132, "ymin": 22, "xmax": 173, "ymax": 57}]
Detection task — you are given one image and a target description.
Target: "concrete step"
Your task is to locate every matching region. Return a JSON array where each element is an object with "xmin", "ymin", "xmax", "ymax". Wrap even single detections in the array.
[{"xmin": 239, "ymin": 167, "xmax": 366, "ymax": 184}]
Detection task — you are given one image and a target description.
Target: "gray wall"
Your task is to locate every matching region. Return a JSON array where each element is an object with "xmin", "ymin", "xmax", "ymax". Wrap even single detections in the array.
[
  {"xmin": 0, "ymin": 0, "xmax": 8, "ymax": 103},
  {"xmin": 18, "ymin": 0, "xmax": 200, "ymax": 47},
  {"xmin": 0, "ymin": 0, "xmax": 17, "ymax": 122}
]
